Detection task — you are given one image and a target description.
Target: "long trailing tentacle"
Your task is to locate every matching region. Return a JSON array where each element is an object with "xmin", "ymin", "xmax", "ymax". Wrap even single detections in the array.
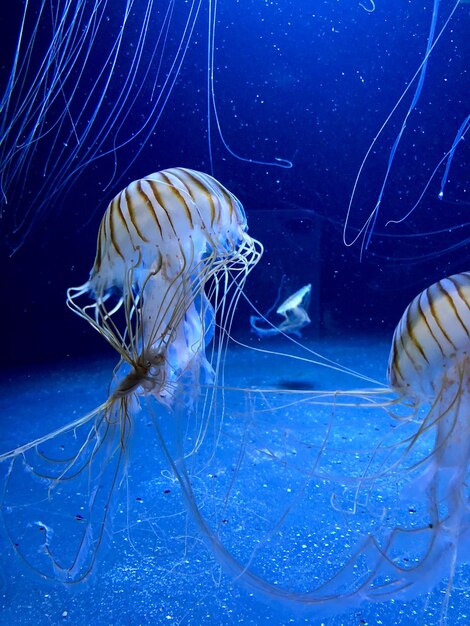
[{"xmin": 1, "ymin": 395, "xmax": 135, "ymax": 583}]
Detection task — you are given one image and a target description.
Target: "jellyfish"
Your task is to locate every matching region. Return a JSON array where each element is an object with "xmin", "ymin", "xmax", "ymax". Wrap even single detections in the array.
[
  {"xmin": 198, "ymin": 270, "xmax": 470, "ymax": 617},
  {"xmin": 0, "ymin": 166, "xmax": 262, "ymax": 581},
  {"xmin": 67, "ymin": 166, "xmax": 264, "ymax": 407},
  {"xmin": 384, "ymin": 271, "xmax": 470, "ymax": 609},
  {"xmin": 327, "ymin": 271, "xmax": 470, "ymax": 614},
  {"xmin": 250, "ymin": 283, "xmax": 312, "ymax": 337}
]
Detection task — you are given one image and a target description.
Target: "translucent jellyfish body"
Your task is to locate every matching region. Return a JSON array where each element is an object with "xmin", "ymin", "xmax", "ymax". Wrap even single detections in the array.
[{"xmin": 68, "ymin": 166, "xmax": 262, "ymax": 407}]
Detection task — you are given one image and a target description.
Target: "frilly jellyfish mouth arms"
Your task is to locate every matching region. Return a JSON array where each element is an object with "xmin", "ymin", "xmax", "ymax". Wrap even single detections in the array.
[{"xmin": 110, "ymin": 354, "xmax": 164, "ymax": 400}]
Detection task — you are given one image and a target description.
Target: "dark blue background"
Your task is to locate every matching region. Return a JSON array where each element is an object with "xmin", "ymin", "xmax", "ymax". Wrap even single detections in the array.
[{"xmin": 1, "ymin": 0, "xmax": 468, "ymax": 365}]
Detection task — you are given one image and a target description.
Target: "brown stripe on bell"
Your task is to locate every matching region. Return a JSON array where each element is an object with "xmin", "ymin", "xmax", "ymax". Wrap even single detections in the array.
[
  {"xmin": 179, "ymin": 168, "xmax": 214, "ymax": 228},
  {"xmin": 429, "ymin": 281, "xmax": 457, "ymax": 350},
  {"xmin": 126, "ymin": 186, "xmax": 149, "ymax": 243},
  {"xmin": 417, "ymin": 291, "xmax": 445, "ymax": 358},
  {"xmin": 163, "ymin": 170, "xmax": 194, "ymax": 229},
  {"xmin": 109, "ymin": 197, "xmax": 124, "ymax": 261}
]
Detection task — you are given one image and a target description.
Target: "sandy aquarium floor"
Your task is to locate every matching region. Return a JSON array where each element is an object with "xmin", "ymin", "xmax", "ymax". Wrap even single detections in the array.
[{"xmin": 0, "ymin": 335, "xmax": 469, "ymax": 626}]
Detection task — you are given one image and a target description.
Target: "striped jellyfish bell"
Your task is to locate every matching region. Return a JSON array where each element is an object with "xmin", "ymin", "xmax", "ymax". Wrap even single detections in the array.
[
  {"xmin": 388, "ymin": 272, "xmax": 470, "ymax": 402},
  {"xmin": 88, "ymin": 167, "xmax": 255, "ymax": 294}
]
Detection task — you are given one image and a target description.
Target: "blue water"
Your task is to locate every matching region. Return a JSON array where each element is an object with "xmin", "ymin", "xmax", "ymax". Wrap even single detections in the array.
[
  {"xmin": 1, "ymin": 1, "xmax": 469, "ymax": 624},
  {"xmin": 1, "ymin": 337, "xmax": 469, "ymax": 626}
]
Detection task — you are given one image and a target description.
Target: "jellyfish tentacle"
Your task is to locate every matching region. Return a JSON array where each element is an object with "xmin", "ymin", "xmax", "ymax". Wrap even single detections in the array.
[
  {"xmin": 0, "ymin": 393, "xmax": 136, "ymax": 583},
  {"xmin": 344, "ymin": 0, "xmax": 462, "ymax": 252}
]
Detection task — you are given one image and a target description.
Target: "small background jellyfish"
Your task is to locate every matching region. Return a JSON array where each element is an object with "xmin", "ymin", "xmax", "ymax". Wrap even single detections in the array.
[{"xmin": 250, "ymin": 283, "xmax": 312, "ymax": 337}]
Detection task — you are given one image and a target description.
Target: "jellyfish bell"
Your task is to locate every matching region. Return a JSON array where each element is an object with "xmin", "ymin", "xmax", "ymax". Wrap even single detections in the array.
[{"xmin": 388, "ymin": 272, "xmax": 470, "ymax": 404}]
